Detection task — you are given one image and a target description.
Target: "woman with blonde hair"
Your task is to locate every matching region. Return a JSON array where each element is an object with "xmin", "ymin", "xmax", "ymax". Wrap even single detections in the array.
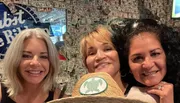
[
  {"xmin": 80, "ymin": 25, "xmax": 127, "ymax": 93},
  {"xmin": 0, "ymin": 28, "xmax": 65, "ymax": 103}
]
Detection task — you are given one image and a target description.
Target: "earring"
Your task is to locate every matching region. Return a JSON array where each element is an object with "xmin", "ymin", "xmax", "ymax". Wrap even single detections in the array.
[
  {"xmin": 121, "ymin": 73, "xmax": 127, "ymax": 77},
  {"xmin": 121, "ymin": 71, "xmax": 129, "ymax": 77}
]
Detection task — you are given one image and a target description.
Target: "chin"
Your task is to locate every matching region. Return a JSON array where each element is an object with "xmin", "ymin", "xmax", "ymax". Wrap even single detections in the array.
[{"xmin": 145, "ymin": 81, "xmax": 161, "ymax": 87}]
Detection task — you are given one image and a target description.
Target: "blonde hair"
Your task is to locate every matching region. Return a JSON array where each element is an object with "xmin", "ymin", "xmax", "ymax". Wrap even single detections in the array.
[
  {"xmin": 80, "ymin": 25, "xmax": 114, "ymax": 67},
  {"xmin": 2, "ymin": 28, "xmax": 59, "ymax": 97}
]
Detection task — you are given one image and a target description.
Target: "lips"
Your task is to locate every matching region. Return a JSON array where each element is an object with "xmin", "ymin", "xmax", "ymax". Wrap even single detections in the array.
[
  {"xmin": 95, "ymin": 62, "xmax": 109, "ymax": 70},
  {"xmin": 26, "ymin": 70, "xmax": 43, "ymax": 76},
  {"xmin": 142, "ymin": 70, "xmax": 159, "ymax": 76}
]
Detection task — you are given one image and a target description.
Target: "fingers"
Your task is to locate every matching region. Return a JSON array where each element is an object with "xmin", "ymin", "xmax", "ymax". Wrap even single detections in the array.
[
  {"xmin": 147, "ymin": 81, "xmax": 173, "ymax": 95},
  {"xmin": 149, "ymin": 81, "xmax": 167, "ymax": 91},
  {"xmin": 146, "ymin": 81, "xmax": 174, "ymax": 103}
]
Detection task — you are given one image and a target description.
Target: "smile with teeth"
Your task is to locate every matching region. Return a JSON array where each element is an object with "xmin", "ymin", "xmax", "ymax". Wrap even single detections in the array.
[
  {"xmin": 142, "ymin": 70, "xmax": 159, "ymax": 76},
  {"xmin": 26, "ymin": 70, "xmax": 43, "ymax": 75}
]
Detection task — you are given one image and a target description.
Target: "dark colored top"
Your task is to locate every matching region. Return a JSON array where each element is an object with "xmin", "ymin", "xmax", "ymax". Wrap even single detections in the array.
[
  {"xmin": 124, "ymin": 84, "xmax": 132, "ymax": 96},
  {"xmin": 1, "ymin": 84, "xmax": 56, "ymax": 103}
]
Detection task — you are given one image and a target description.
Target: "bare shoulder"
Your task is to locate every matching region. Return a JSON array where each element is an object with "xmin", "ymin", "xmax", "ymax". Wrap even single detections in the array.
[
  {"xmin": 53, "ymin": 88, "xmax": 69, "ymax": 99},
  {"xmin": 53, "ymin": 88, "xmax": 61, "ymax": 99},
  {"xmin": 54, "ymin": 88, "xmax": 64, "ymax": 99}
]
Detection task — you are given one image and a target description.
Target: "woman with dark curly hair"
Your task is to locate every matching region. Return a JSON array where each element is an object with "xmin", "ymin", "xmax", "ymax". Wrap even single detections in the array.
[{"xmin": 112, "ymin": 19, "xmax": 180, "ymax": 103}]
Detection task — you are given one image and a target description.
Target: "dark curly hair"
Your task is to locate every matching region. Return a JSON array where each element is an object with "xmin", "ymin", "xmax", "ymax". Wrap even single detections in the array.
[{"xmin": 111, "ymin": 19, "xmax": 180, "ymax": 103}]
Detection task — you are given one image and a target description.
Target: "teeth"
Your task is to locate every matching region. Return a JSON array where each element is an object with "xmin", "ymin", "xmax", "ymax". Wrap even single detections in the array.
[
  {"xmin": 28, "ymin": 70, "xmax": 41, "ymax": 74},
  {"xmin": 143, "ymin": 71, "xmax": 158, "ymax": 76}
]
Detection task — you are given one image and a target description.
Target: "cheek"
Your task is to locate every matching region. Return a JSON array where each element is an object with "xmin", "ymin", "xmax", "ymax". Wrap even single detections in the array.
[
  {"xmin": 130, "ymin": 67, "xmax": 141, "ymax": 82},
  {"xmin": 114, "ymin": 57, "xmax": 120, "ymax": 71},
  {"xmin": 112, "ymin": 51, "xmax": 120, "ymax": 68},
  {"xmin": 43, "ymin": 61, "xmax": 50, "ymax": 71},
  {"xmin": 19, "ymin": 60, "xmax": 27, "ymax": 70},
  {"xmin": 46, "ymin": 63, "xmax": 50, "ymax": 70},
  {"xmin": 18, "ymin": 61, "xmax": 27, "ymax": 77},
  {"xmin": 128, "ymin": 61, "xmax": 134, "ymax": 72},
  {"xmin": 86, "ymin": 56, "xmax": 93, "ymax": 64},
  {"xmin": 85, "ymin": 58, "xmax": 90, "ymax": 68},
  {"xmin": 19, "ymin": 62, "xmax": 23, "ymax": 70},
  {"xmin": 157, "ymin": 57, "xmax": 166, "ymax": 75},
  {"xmin": 129, "ymin": 63, "xmax": 140, "ymax": 76},
  {"xmin": 162, "ymin": 54, "xmax": 167, "ymax": 73},
  {"xmin": 85, "ymin": 57, "xmax": 94, "ymax": 72},
  {"xmin": 161, "ymin": 61, "xmax": 167, "ymax": 76}
]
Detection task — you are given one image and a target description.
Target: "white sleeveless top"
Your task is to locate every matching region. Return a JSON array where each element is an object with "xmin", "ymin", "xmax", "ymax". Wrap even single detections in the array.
[{"xmin": 126, "ymin": 86, "xmax": 159, "ymax": 103}]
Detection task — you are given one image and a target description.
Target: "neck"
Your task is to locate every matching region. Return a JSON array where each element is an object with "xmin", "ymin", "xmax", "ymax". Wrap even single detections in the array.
[
  {"xmin": 22, "ymin": 83, "xmax": 44, "ymax": 94},
  {"xmin": 14, "ymin": 83, "xmax": 48, "ymax": 103},
  {"xmin": 113, "ymin": 72, "xmax": 127, "ymax": 93}
]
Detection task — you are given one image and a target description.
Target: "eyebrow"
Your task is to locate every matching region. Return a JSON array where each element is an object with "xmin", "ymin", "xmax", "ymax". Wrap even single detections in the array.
[
  {"xmin": 130, "ymin": 48, "xmax": 162, "ymax": 57},
  {"xmin": 130, "ymin": 53, "xmax": 141, "ymax": 58},
  {"xmin": 23, "ymin": 51, "xmax": 48, "ymax": 55},
  {"xmin": 87, "ymin": 46, "xmax": 94, "ymax": 51},
  {"xmin": 102, "ymin": 43, "xmax": 110, "ymax": 45},
  {"xmin": 87, "ymin": 42, "xmax": 110, "ymax": 49},
  {"xmin": 150, "ymin": 48, "xmax": 162, "ymax": 52}
]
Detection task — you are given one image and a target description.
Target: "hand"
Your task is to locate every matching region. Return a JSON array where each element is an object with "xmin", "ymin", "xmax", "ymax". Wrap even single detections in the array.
[{"xmin": 146, "ymin": 81, "xmax": 174, "ymax": 103}]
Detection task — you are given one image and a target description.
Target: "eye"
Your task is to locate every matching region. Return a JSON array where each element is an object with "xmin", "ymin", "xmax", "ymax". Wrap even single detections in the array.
[
  {"xmin": 40, "ymin": 55, "xmax": 49, "ymax": 59},
  {"xmin": 104, "ymin": 46, "xmax": 113, "ymax": 51},
  {"xmin": 132, "ymin": 56, "xmax": 144, "ymax": 63},
  {"xmin": 88, "ymin": 52, "xmax": 95, "ymax": 56},
  {"xmin": 22, "ymin": 54, "xmax": 32, "ymax": 59},
  {"xmin": 151, "ymin": 52, "xmax": 160, "ymax": 57},
  {"xmin": 87, "ymin": 50, "xmax": 96, "ymax": 56}
]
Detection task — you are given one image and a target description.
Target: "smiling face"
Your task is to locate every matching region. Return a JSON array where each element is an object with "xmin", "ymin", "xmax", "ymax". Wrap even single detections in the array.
[
  {"xmin": 85, "ymin": 39, "xmax": 120, "ymax": 79},
  {"xmin": 19, "ymin": 37, "xmax": 49, "ymax": 85},
  {"xmin": 128, "ymin": 32, "xmax": 166, "ymax": 86}
]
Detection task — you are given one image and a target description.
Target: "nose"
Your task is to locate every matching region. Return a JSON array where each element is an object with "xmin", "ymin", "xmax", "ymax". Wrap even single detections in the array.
[
  {"xmin": 142, "ymin": 57, "xmax": 154, "ymax": 69},
  {"xmin": 30, "ymin": 55, "xmax": 40, "ymax": 66},
  {"xmin": 95, "ymin": 50, "xmax": 106, "ymax": 62}
]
